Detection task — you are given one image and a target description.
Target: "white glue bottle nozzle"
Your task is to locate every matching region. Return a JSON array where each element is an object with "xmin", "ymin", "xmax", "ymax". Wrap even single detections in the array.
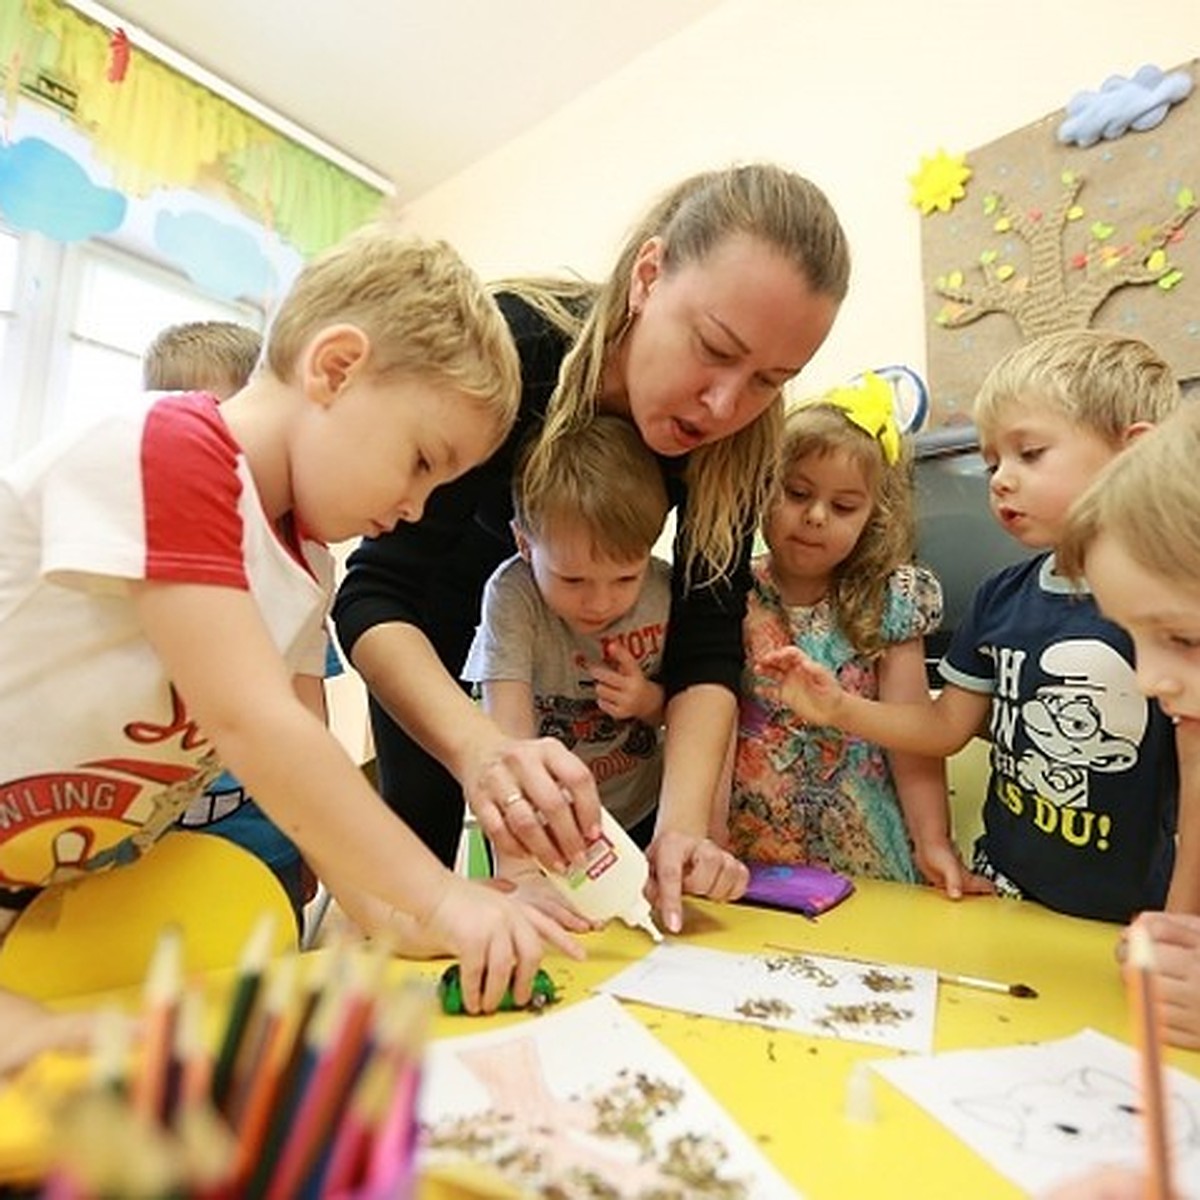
[{"xmin": 623, "ymin": 894, "xmax": 664, "ymax": 943}]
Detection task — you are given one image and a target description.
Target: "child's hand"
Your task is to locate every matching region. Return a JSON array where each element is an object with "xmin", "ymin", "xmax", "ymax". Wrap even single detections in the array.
[
  {"xmin": 755, "ymin": 646, "xmax": 844, "ymax": 725},
  {"xmin": 1040, "ymin": 1165, "xmax": 1163, "ymax": 1199},
  {"xmin": 0, "ymin": 991, "xmax": 125, "ymax": 1078},
  {"xmin": 418, "ymin": 874, "xmax": 585, "ymax": 1014},
  {"xmin": 500, "ymin": 864, "xmax": 598, "ymax": 934},
  {"xmin": 1125, "ymin": 911, "xmax": 1200, "ymax": 1049},
  {"xmin": 914, "ymin": 840, "xmax": 995, "ymax": 901},
  {"xmin": 587, "ymin": 642, "xmax": 663, "ymax": 723}
]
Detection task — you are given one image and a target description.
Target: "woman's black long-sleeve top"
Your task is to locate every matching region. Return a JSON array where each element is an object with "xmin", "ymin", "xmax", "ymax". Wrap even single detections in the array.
[{"xmin": 332, "ymin": 291, "xmax": 751, "ymax": 724}]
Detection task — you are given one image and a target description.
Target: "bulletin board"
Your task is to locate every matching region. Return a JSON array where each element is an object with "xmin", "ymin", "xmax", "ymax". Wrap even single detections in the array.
[{"xmin": 917, "ymin": 60, "xmax": 1199, "ymax": 425}]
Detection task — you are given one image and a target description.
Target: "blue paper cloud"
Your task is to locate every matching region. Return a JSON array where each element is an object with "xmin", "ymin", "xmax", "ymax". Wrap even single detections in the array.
[
  {"xmin": 0, "ymin": 137, "xmax": 126, "ymax": 241},
  {"xmin": 1057, "ymin": 64, "xmax": 1194, "ymax": 148},
  {"xmin": 155, "ymin": 210, "xmax": 278, "ymax": 301}
]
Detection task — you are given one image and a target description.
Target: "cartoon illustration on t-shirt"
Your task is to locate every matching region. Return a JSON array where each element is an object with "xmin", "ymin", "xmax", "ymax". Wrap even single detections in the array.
[
  {"xmin": 0, "ymin": 750, "xmax": 220, "ymax": 892},
  {"xmin": 1010, "ymin": 640, "xmax": 1144, "ymax": 810}
]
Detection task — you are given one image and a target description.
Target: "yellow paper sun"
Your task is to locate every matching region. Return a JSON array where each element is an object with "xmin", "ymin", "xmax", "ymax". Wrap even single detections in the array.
[{"xmin": 909, "ymin": 149, "xmax": 972, "ymax": 215}]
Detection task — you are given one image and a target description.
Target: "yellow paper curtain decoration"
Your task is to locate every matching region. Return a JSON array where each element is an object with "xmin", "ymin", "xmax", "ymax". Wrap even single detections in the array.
[{"xmin": 0, "ymin": 0, "xmax": 382, "ymax": 255}]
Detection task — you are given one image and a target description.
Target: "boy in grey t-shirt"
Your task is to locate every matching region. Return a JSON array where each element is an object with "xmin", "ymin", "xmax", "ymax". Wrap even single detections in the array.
[{"xmin": 463, "ymin": 415, "xmax": 670, "ymax": 929}]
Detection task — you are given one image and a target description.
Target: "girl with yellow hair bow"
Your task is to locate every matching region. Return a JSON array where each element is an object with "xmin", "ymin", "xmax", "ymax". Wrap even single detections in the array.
[{"xmin": 721, "ymin": 376, "xmax": 986, "ymax": 895}]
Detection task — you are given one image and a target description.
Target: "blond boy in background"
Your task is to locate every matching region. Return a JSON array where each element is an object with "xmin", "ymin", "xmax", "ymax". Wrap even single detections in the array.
[{"xmin": 760, "ymin": 330, "xmax": 1195, "ymax": 923}]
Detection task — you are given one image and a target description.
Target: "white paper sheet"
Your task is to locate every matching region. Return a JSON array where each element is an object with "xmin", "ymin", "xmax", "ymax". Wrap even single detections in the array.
[
  {"xmin": 418, "ymin": 992, "xmax": 801, "ymax": 1199},
  {"xmin": 596, "ymin": 942, "xmax": 937, "ymax": 1053},
  {"xmin": 874, "ymin": 1027, "xmax": 1200, "ymax": 1196}
]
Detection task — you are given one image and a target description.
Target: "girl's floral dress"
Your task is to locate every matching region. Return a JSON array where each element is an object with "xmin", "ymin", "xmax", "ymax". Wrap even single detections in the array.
[{"xmin": 728, "ymin": 556, "xmax": 943, "ymax": 881}]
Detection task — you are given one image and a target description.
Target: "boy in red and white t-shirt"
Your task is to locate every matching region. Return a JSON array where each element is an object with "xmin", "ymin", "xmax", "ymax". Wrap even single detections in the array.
[{"xmin": 0, "ymin": 229, "xmax": 582, "ymax": 1041}]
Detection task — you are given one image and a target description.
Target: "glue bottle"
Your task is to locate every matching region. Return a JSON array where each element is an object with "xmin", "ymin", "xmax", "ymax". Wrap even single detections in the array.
[{"xmin": 544, "ymin": 807, "xmax": 663, "ymax": 942}]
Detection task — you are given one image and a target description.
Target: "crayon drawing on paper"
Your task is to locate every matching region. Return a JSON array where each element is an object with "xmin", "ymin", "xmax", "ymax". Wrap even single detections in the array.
[{"xmin": 417, "ymin": 993, "xmax": 799, "ymax": 1199}]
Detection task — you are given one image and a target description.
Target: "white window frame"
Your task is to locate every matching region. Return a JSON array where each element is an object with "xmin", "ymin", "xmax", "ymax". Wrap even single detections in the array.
[{"xmin": 1, "ymin": 223, "xmax": 265, "ymax": 464}]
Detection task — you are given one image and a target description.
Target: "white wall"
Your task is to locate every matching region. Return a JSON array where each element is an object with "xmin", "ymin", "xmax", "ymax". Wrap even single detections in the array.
[
  {"xmin": 399, "ymin": 0, "xmax": 1195, "ymax": 399},
  {"xmin": 330, "ymin": 0, "xmax": 1195, "ymax": 762}
]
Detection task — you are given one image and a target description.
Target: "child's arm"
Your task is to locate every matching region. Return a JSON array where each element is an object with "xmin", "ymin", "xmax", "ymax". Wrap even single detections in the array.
[
  {"xmin": 1167, "ymin": 721, "xmax": 1200, "ymax": 914},
  {"xmin": 133, "ymin": 581, "xmax": 583, "ymax": 1013},
  {"xmin": 292, "ymin": 671, "xmax": 328, "ymax": 723},
  {"xmin": 756, "ymin": 646, "xmax": 989, "ymax": 757},
  {"xmin": 0, "ymin": 992, "xmax": 120, "ymax": 1078},
  {"xmin": 586, "ymin": 642, "xmax": 665, "ymax": 724},
  {"xmin": 878, "ymin": 640, "xmax": 991, "ymax": 900}
]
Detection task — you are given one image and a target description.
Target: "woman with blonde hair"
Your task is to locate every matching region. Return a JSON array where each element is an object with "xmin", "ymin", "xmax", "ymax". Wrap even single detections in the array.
[{"xmin": 334, "ymin": 163, "xmax": 850, "ymax": 933}]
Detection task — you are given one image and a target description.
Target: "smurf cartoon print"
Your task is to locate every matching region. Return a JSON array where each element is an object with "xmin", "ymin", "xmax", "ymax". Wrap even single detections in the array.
[{"xmin": 1015, "ymin": 641, "xmax": 1144, "ymax": 811}]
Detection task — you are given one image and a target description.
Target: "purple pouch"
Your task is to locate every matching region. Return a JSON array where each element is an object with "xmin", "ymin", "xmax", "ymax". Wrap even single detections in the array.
[{"xmin": 738, "ymin": 862, "xmax": 855, "ymax": 918}]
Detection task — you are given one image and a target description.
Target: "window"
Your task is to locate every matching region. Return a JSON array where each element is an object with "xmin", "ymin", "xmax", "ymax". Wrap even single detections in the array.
[{"xmin": 0, "ymin": 225, "xmax": 264, "ymax": 465}]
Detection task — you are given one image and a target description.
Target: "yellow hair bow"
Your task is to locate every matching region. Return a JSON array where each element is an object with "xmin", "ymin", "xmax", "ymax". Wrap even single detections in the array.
[{"xmin": 818, "ymin": 371, "xmax": 902, "ymax": 465}]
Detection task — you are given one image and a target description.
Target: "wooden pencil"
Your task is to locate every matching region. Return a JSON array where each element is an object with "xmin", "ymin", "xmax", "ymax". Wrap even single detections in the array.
[
  {"xmin": 179, "ymin": 984, "xmax": 215, "ymax": 1114},
  {"xmin": 230, "ymin": 957, "xmax": 304, "ymax": 1190},
  {"xmin": 228, "ymin": 953, "xmax": 297, "ymax": 1125},
  {"xmin": 245, "ymin": 963, "xmax": 343, "ymax": 1199},
  {"xmin": 317, "ymin": 1052, "xmax": 396, "ymax": 1196},
  {"xmin": 267, "ymin": 950, "xmax": 381, "ymax": 1200},
  {"xmin": 362, "ymin": 980, "xmax": 434, "ymax": 1195},
  {"xmin": 212, "ymin": 911, "xmax": 276, "ymax": 1112},
  {"xmin": 89, "ymin": 1002, "xmax": 134, "ymax": 1096},
  {"xmin": 1128, "ymin": 922, "xmax": 1173, "ymax": 1200},
  {"xmin": 131, "ymin": 925, "xmax": 184, "ymax": 1125}
]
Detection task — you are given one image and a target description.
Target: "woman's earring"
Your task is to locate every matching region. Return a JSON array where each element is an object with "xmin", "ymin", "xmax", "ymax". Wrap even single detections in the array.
[{"xmin": 615, "ymin": 305, "xmax": 638, "ymax": 344}]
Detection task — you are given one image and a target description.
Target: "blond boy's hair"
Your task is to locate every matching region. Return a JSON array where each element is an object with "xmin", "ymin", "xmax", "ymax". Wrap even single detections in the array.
[
  {"xmin": 1060, "ymin": 401, "xmax": 1200, "ymax": 584},
  {"xmin": 974, "ymin": 329, "xmax": 1179, "ymax": 440},
  {"xmin": 514, "ymin": 415, "xmax": 668, "ymax": 563},
  {"xmin": 143, "ymin": 320, "xmax": 262, "ymax": 397},
  {"xmin": 774, "ymin": 401, "xmax": 915, "ymax": 659},
  {"xmin": 266, "ymin": 227, "xmax": 520, "ymax": 429},
  {"xmin": 500, "ymin": 163, "xmax": 850, "ymax": 585}
]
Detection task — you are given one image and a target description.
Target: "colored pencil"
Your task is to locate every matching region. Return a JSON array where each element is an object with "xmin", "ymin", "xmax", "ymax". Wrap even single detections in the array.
[
  {"xmin": 230, "ymin": 957, "xmax": 303, "ymax": 1189},
  {"xmin": 361, "ymin": 981, "xmax": 433, "ymax": 1196},
  {"xmin": 179, "ymin": 985, "xmax": 215, "ymax": 1114},
  {"xmin": 211, "ymin": 912, "xmax": 276, "ymax": 1112},
  {"xmin": 131, "ymin": 925, "xmax": 184, "ymax": 1124},
  {"xmin": 317, "ymin": 1052, "xmax": 396, "ymax": 1197},
  {"xmin": 1128, "ymin": 922, "xmax": 1173, "ymax": 1200},
  {"xmin": 228, "ymin": 953, "xmax": 297, "ymax": 1125},
  {"xmin": 269, "ymin": 949, "xmax": 382, "ymax": 1200},
  {"xmin": 245, "ymin": 965, "xmax": 343, "ymax": 1199},
  {"xmin": 89, "ymin": 1002, "xmax": 134, "ymax": 1096},
  {"xmin": 40, "ymin": 926, "xmax": 434, "ymax": 1200}
]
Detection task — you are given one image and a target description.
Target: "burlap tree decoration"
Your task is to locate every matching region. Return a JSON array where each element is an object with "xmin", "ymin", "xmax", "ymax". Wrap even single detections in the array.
[{"xmin": 917, "ymin": 60, "xmax": 1199, "ymax": 425}]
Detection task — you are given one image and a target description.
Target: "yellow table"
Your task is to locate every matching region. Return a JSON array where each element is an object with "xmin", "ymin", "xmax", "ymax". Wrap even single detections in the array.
[
  {"xmin": 420, "ymin": 880, "xmax": 1200, "ymax": 1200},
  {"xmin": 3, "ymin": 872, "xmax": 1194, "ymax": 1198}
]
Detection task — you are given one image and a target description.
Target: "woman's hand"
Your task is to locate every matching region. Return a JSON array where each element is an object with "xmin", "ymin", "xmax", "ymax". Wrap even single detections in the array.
[
  {"xmin": 646, "ymin": 829, "xmax": 749, "ymax": 933},
  {"xmin": 467, "ymin": 735, "xmax": 603, "ymax": 873},
  {"xmin": 755, "ymin": 646, "xmax": 846, "ymax": 726}
]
